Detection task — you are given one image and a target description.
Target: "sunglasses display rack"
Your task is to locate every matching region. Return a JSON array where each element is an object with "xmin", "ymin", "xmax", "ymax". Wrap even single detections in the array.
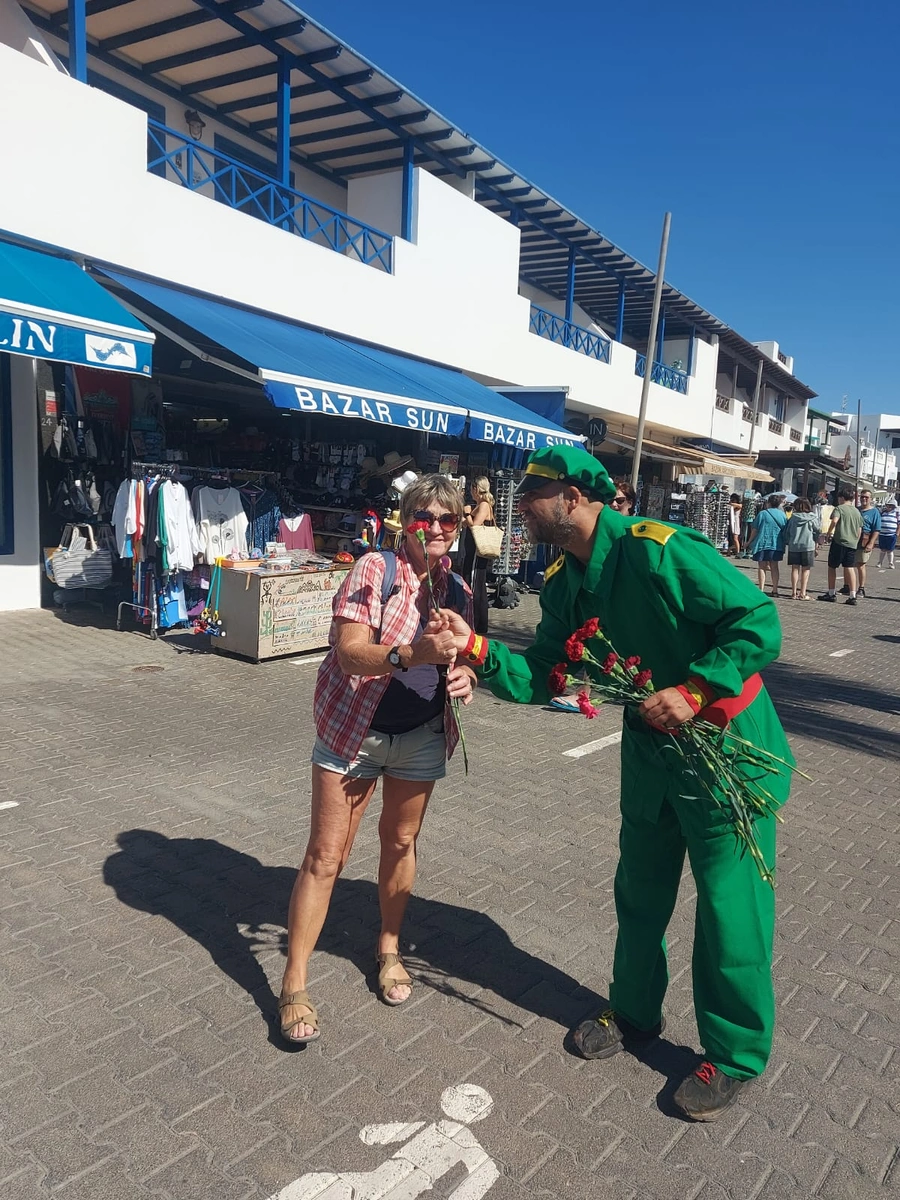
[
  {"xmin": 685, "ymin": 491, "xmax": 731, "ymax": 548},
  {"xmin": 493, "ymin": 472, "xmax": 531, "ymax": 576}
]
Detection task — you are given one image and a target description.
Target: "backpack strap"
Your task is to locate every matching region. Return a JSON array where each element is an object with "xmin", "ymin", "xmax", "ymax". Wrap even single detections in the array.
[
  {"xmin": 445, "ymin": 570, "xmax": 468, "ymax": 617},
  {"xmin": 375, "ymin": 550, "xmax": 397, "ymax": 645}
]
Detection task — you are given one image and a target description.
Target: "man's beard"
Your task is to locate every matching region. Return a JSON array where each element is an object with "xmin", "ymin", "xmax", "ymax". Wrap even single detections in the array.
[{"xmin": 525, "ymin": 495, "xmax": 579, "ymax": 546}]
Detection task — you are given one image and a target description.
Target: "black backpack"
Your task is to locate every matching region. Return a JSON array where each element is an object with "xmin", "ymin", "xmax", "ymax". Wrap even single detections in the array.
[{"xmin": 494, "ymin": 576, "xmax": 520, "ymax": 609}]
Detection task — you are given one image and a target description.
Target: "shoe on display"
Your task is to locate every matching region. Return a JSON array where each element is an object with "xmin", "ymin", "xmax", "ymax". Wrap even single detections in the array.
[
  {"xmin": 673, "ymin": 1062, "xmax": 746, "ymax": 1122},
  {"xmin": 816, "ymin": 593, "xmax": 836, "ymax": 602}
]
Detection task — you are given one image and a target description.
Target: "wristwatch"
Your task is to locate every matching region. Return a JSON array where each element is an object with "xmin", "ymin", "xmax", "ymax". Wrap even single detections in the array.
[{"xmin": 388, "ymin": 646, "xmax": 408, "ymax": 671}]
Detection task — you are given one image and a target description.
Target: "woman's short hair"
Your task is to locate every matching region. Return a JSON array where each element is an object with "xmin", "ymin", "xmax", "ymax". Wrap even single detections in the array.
[
  {"xmin": 399, "ymin": 474, "xmax": 465, "ymax": 527},
  {"xmin": 473, "ymin": 476, "xmax": 494, "ymax": 506},
  {"xmin": 767, "ymin": 493, "xmax": 783, "ymax": 508},
  {"xmin": 613, "ymin": 478, "xmax": 637, "ymax": 506},
  {"xmin": 730, "ymin": 493, "xmax": 741, "ymax": 503},
  {"xmin": 794, "ymin": 497, "xmax": 812, "ymax": 512}
]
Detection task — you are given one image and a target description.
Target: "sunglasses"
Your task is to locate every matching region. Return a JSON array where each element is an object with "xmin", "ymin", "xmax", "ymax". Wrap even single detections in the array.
[
  {"xmin": 413, "ymin": 509, "xmax": 460, "ymax": 532},
  {"xmin": 611, "ymin": 496, "xmax": 628, "ymax": 507}
]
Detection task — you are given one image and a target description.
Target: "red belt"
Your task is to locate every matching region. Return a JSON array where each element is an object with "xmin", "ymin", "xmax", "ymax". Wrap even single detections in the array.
[{"xmin": 697, "ymin": 672, "xmax": 763, "ymax": 728}]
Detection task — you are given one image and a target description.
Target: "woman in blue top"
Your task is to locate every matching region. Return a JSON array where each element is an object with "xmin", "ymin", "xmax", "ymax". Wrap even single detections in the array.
[{"xmin": 747, "ymin": 493, "xmax": 788, "ymax": 596}]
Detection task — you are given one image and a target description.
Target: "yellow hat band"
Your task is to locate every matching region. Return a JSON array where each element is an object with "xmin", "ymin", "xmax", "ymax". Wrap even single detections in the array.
[{"xmin": 523, "ymin": 462, "xmax": 564, "ymax": 482}]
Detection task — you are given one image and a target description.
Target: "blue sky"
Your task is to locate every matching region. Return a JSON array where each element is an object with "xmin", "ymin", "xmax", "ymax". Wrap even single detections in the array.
[{"xmin": 301, "ymin": 0, "xmax": 899, "ymax": 409}]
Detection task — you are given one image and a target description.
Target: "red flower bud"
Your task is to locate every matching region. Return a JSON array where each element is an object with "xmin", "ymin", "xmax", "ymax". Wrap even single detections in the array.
[
  {"xmin": 601, "ymin": 651, "xmax": 619, "ymax": 675},
  {"xmin": 634, "ymin": 669, "xmax": 653, "ymax": 688},
  {"xmin": 576, "ymin": 617, "xmax": 600, "ymax": 640},
  {"xmin": 564, "ymin": 635, "xmax": 585, "ymax": 662},
  {"xmin": 624, "ymin": 655, "xmax": 641, "ymax": 669},
  {"xmin": 407, "ymin": 521, "xmax": 430, "ymax": 535},
  {"xmin": 576, "ymin": 689, "xmax": 601, "ymax": 718},
  {"xmin": 548, "ymin": 663, "xmax": 568, "ymax": 696}
]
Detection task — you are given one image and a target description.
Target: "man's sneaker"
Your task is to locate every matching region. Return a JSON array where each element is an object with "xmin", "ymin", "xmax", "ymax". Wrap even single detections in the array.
[
  {"xmin": 570, "ymin": 1009, "xmax": 665, "ymax": 1060},
  {"xmin": 846, "ymin": 596, "xmax": 858, "ymax": 605},
  {"xmin": 839, "ymin": 585, "xmax": 850, "ymax": 595},
  {"xmin": 816, "ymin": 593, "xmax": 836, "ymax": 602},
  {"xmin": 673, "ymin": 1062, "xmax": 745, "ymax": 1122}
]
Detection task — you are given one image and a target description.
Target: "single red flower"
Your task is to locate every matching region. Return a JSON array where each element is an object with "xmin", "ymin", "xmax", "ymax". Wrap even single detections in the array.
[
  {"xmin": 548, "ymin": 663, "xmax": 568, "ymax": 696},
  {"xmin": 564, "ymin": 635, "xmax": 585, "ymax": 662},
  {"xmin": 634, "ymin": 669, "xmax": 653, "ymax": 688},
  {"xmin": 601, "ymin": 651, "xmax": 618, "ymax": 675},
  {"xmin": 576, "ymin": 617, "xmax": 600, "ymax": 640},
  {"xmin": 624, "ymin": 655, "xmax": 641, "ymax": 669},
  {"xmin": 576, "ymin": 690, "xmax": 601, "ymax": 718},
  {"xmin": 407, "ymin": 520, "xmax": 430, "ymax": 535}
]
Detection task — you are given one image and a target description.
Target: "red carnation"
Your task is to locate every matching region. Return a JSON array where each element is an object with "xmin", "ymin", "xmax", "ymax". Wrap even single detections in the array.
[
  {"xmin": 407, "ymin": 520, "xmax": 430, "ymax": 536},
  {"xmin": 634, "ymin": 669, "xmax": 653, "ymax": 689},
  {"xmin": 576, "ymin": 690, "xmax": 601, "ymax": 718},
  {"xmin": 624, "ymin": 655, "xmax": 641, "ymax": 670},
  {"xmin": 601, "ymin": 651, "xmax": 618, "ymax": 675},
  {"xmin": 576, "ymin": 617, "xmax": 600, "ymax": 640},
  {"xmin": 548, "ymin": 663, "xmax": 568, "ymax": 696},
  {"xmin": 565, "ymin": 635, "xmax": 585, "ymax": 662}
]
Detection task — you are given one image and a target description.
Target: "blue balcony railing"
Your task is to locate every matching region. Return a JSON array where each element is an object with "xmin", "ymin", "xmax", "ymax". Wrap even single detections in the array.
[
  {"xmin": 147, "ymin": 121, "xmax": 393, "ymax": 272},
  {"xmin": 634, "ymin": 354, "xmax": 688, "ymax": 394},
  {"xmin": 528, "ymin": 304, "xmax": 611, "ymax": 362}
]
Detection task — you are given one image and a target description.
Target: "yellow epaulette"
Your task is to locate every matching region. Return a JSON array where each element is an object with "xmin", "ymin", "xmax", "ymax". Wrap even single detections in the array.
[
  {"xmin": 544, "ymin": 554, "xmax": 566, "ymax": 581},
  {"xmin": 630, "ymin": 520, "xmax": 677, "ymax": 546}
]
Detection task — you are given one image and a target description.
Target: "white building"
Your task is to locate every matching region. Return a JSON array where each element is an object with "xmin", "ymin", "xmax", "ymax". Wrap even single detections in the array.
[
  {"xmin": 828, "ymin": 413, "xmax": 900, "ymax": 492},
  {"xmin": 1, "ymin": 0, "xmax": 818, "ymax": 610}
]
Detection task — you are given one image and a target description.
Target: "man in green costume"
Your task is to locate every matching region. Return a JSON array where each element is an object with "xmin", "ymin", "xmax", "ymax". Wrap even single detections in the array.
[{"xmin": 447, "ymin": 445, "xmax": 792, "ymax": 1121}]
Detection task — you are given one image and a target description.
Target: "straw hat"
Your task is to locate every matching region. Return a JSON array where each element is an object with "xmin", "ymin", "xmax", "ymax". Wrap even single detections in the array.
[{"xmin": 370, "ymin": 451, "xmax": 414, "ymax": 478}]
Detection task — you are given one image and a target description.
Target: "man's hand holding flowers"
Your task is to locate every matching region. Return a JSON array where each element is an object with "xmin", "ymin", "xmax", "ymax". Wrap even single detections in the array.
[{"xmin": 638, "ymin": 687, "xmax": 696, "ymax": 731}]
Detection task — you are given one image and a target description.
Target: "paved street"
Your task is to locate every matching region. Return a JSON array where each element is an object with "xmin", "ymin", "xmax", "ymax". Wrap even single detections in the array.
[{"xmin": 0, "ymin": 555, "xmax": 898, "ymax": 1200}]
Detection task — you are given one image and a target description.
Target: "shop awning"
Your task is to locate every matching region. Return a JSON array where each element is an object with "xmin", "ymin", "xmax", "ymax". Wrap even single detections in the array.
[
  {"xmin": 604, "ymin": 434, "xmax": 773, "ymax": 483},
  {"xmin": 97, "ymin": 271, "xmax": 580, "ymax": 449},
  {"xmin": 0, "ymin": 240, "xmax": 153, "ymax": 374}
]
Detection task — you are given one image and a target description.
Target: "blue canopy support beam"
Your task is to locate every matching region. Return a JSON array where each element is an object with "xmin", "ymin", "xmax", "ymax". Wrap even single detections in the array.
[
  {"xmin": 68, "ymin": 0, "xmax": 87, "ymax": 82},
  {"xmin": 276, "ymin": 55, "xmax": 291, "ymax": 187},
  {"xmin": 401, "ymin": 138, "xmax": 415, "ymax": 242},
  {"xmin": 687, "ymin": 324, "xmax": 696, "ymax": 377},
  {"xmin": 656, "ymin": 307, "xmax": 666, "ymax": 363},
  {"xmin": 564, "ymin": 247, "xmax": 576, "ymax": 324},
  {"xmin": 615, "ymin": 279, "xmax": 626, "ymax": 342}
]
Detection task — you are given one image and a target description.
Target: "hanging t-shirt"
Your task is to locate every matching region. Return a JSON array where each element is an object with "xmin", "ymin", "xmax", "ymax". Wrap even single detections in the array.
[
  {"xmin": 192, "ymin": 485, "xmax": 249, "ymax": 563},
  {"xmin": 278, "ymin": 514, "xmax": 315, "ymax": 551}
]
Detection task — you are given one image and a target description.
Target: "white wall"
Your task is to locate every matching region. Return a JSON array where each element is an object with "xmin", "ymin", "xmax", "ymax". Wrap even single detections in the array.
[
  {"xmin": 348, "ymin": 168, "xmax": 409, "ymax": 241},
  {"xmin": 0, "ymin": 355, "xmax": 41, "ymax": 612},
  {"xmin": 0, "ymin": 0, "xmax": 62, "ymax": 68}
]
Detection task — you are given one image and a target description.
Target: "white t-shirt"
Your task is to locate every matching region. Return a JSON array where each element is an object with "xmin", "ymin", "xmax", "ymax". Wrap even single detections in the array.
[{"xmin": 191, "ymin": 485, "xmax": 249, "ymax": 563}]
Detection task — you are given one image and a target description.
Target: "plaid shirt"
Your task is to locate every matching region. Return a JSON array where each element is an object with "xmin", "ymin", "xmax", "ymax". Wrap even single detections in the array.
[{"xmin": 314, "ymin": 547, "xmax": 474, "ymax": 761}]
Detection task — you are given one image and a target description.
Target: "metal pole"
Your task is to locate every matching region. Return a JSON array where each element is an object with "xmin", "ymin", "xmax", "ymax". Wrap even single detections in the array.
[
  {"xmin": 855, "ymin": 397, "xmax": 862, "ymax": 499},
  {"xmin": 564, "ymin": 247, "xmax": 576, "ymax": 325},
  {"xmin": 630, "ymin": 212, "xmax": 671, "ymax": 491},
  {"xmin": 68, "ymin": 0, "xmax": 87, "ymax": 82},
  {"xmin": 276, "ymin": 56, "xmax": 291, "ymax": 187},
  {"xmin": 401, "ymin": 139, "xmax": 415, "ymax": 241},
  {"xmin": 747, "ymin": 359, "xmax": 764, "ymax": 452}
]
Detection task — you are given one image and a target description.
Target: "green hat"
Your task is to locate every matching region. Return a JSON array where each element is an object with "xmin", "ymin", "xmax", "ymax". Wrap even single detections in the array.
[{"xmin": 516, "ymin": 445, "xmax": 616, "ymax": 502}]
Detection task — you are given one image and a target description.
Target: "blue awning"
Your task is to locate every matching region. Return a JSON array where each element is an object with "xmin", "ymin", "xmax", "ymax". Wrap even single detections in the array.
[
  {"xmin": 0, "ymin": 240, "xmax": 153, "ymax": 374},
  {"xmin": 97, "ymin": 270, "xmax": 581, "ymax": 448}
]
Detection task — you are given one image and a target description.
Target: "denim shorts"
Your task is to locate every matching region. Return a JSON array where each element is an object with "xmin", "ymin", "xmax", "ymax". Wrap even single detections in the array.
[
  {"xmin": 753, "ymin": 549, "xmax": 784, "ymax": 562},
  {"xmin": 312, "ymin": 715, "xmax": 446, "ymax": 781}
]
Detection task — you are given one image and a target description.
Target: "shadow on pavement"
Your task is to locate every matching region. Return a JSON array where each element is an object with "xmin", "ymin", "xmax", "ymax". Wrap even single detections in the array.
[
  {"xmin": 103, "ymin": 830, "xmax": 602, "ymax": 1052},
  {"xmin": 763, "ymin": 660, "xmax": 900, "ymax": 757}
]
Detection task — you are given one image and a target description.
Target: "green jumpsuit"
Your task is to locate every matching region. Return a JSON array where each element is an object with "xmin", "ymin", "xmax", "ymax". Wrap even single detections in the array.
[{"xmin": 477, "ymin": 505, "xmax": 793, "ymax": 1080}]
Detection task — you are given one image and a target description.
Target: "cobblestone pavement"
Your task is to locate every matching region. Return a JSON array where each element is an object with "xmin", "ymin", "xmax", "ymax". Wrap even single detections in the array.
[{"xmin": 0, "ymin": 555, "xmax": 898, "ymax": 1200}]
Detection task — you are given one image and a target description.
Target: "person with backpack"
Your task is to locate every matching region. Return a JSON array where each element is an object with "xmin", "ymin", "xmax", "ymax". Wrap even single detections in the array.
[{"xmin": 278, "ymin": 475, "xmax": 475, "ymax": 1045}]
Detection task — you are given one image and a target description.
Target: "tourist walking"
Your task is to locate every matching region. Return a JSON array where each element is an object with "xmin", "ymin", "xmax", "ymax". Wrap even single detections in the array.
[
  {"xmin": 728, "ymin": 493, "xmax": 743, "ymax": 556},
  {"xmin": 877, "ymin": 497, "xmax": 898, "ymax": 569},
  {"xmin": 746, "ymin": 494, "xmax": 787, "ymax": 596},
  {"xmin": 818, "ymin": 486, "xmax": 863, "ymax": 604},
  {"xmin": 784, "ymin": 498, "xmax": 819, "ymax": 600},
  {"xmin": 278, "ymin": 476, "xmax": 475, "ymax": 1044},
  {"xmin": 849, "ymin": 489, "xmax": 881, "ymax": 597},
  {"xmin": 461, "ymin": 476, "xmax": 495, "ymax": 635},
  {"xmin": 443, "ymin": 445, "xmax": 793, "ymax": 1122}
]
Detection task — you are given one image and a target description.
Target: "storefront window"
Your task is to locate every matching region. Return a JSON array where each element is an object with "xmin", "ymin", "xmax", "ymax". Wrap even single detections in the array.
[{"xmin": 0, "ymin": 355, "xmax": 13, "ymax": 555}]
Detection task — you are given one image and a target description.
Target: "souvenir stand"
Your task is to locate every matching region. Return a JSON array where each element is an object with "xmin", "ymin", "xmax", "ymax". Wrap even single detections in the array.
[{"xmin": 493, "ymin": 471, "xmax": 532, "ymax": 578}]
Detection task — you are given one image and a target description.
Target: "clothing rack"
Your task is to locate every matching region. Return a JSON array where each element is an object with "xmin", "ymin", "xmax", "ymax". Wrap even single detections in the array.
[{"xmin": 130, "ymin": 461, "xmax": 276, "ymax": 481}]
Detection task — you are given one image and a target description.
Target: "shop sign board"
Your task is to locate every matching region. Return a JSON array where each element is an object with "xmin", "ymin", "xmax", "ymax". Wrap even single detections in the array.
[
  {"xmin": 466, "ymin": 415, "xmax": 579, "ymax": 450},
  {"xmin": 0, "ymin": 312, "xmax": 152, "ymax": 374},
  {"xmin": 266, "ymin": 381, "xmax": 467, "ymax": 436}
]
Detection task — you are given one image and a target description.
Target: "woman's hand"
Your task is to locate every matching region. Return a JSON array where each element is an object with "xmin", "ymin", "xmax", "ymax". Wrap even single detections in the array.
[
  {"xmin": 447, "ymin": 664, "xmax": 476, "ymax": 705},
  {"xmin": 409, "ymin": 614, "xmax": 458, "ymax": 667},
  {"xmin": 442, "ymin": 608, "xmax": 474, "ymax": 654}
]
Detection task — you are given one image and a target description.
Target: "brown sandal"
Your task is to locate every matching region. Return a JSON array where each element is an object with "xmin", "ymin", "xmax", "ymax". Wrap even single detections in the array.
[
  {"xmin": 278, "ymin": 988, "xmax": 320, "ymax": 1044},
  {"xmin": 376, "ymin": 952, "xmax": 413, "ymax": 1006}
]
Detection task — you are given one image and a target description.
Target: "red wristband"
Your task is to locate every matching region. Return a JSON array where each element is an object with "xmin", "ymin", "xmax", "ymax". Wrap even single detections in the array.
[{"xmin": 463, "ymin": 630, "xmax": 477, "ymax": 657}]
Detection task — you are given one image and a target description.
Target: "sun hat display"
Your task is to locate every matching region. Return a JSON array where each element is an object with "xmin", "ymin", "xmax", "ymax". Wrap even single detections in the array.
[{"xmin": 391, "ymin": 469, "xmax": 419, "ymax": 494}]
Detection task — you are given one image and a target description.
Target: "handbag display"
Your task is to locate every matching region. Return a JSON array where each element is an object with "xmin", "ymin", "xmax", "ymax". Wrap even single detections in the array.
[
  {"xmin": 50, "ymin": 524, "xmax": 114, "ymax": 590},
  {"xmin": 470, "ymin": 522, "xmax": 504, "ymax": 560}
]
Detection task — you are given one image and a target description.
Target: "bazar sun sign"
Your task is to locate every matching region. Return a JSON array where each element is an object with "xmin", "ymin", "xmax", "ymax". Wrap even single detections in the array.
[
  {"xmin": 266, "ymin": 381, "xmax": 468, "ymax": 437},
  {"xmin": 0, "ymin": 311, "xmax": 151, "ymax": 374}
]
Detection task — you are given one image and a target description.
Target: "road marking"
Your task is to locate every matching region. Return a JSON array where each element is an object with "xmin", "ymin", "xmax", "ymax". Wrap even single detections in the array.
[
  {"xmin": 829, "ymin": 649, "xmax": 855, "ymax": 658},
  {"xmin": 0, "ymin": 801, "xmax": 20, "ymax": 810},
  {"xmin": 288, "ymin": 653, "xmax": 328, "ymax": 666},
  {"xmin": 563, "ymin": 730, "xmax": 622, "ymax": 758}
]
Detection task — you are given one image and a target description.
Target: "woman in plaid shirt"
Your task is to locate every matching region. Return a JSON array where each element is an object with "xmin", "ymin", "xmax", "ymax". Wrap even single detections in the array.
[{"xmin": 278, "ymin": 476, "xmax": 476, "ymax": 1044}]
